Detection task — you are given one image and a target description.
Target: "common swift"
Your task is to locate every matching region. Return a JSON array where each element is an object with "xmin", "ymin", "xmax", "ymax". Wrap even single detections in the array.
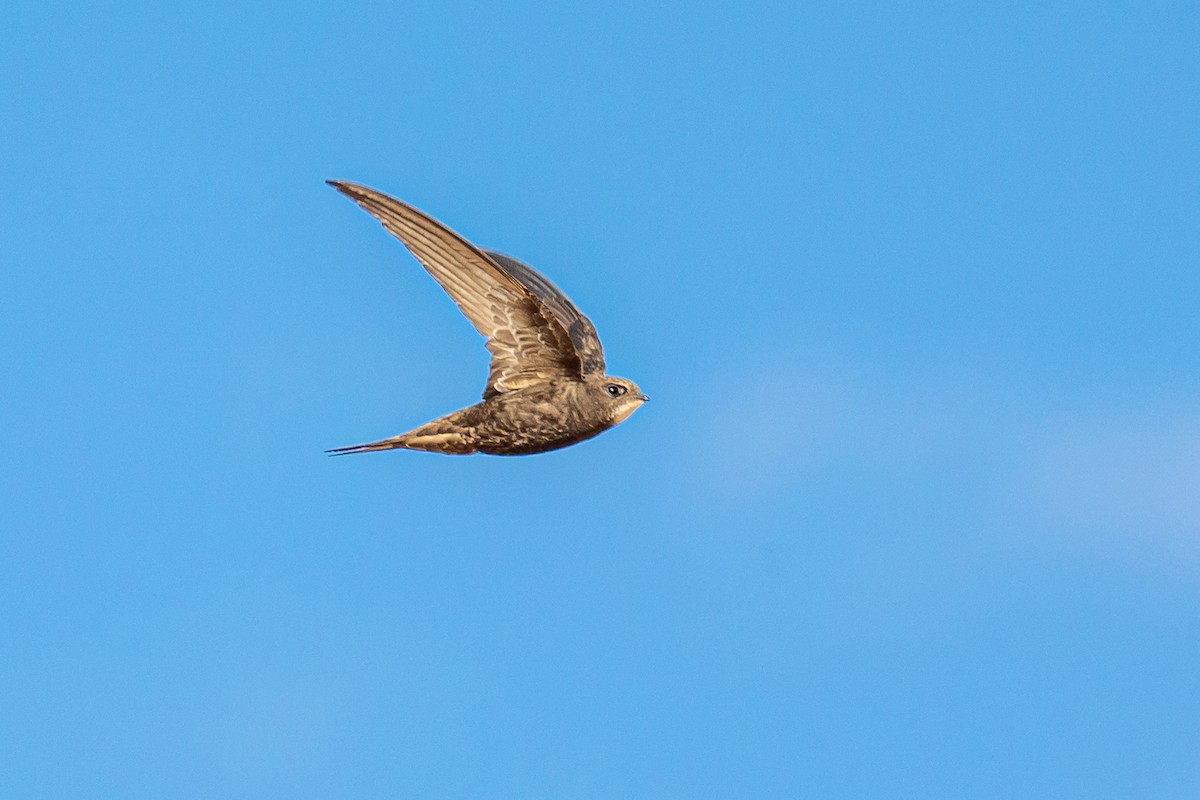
[{"xmin": 326, "ymin": 180, "xmax": 648, "ymax": 456}]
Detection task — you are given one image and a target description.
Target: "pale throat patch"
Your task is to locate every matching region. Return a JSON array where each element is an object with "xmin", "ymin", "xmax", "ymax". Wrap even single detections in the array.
[{"xmin": 610, "ymin": 398, "xmax": 644, "ymax": 425}]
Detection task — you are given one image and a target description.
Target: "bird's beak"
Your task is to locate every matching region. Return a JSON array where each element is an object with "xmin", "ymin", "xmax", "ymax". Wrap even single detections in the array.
[{"xmin": 638, "ymin": 394, "xmax": 650, "ymax": 402}]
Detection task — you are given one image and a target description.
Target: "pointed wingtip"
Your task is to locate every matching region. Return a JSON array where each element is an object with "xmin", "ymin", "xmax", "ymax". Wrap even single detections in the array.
[
  {"xmin": 327, "ymin": 180, "xmax": 379, "ymax": 207},
  {"xmin": 327, "ymin": 178, "xmax": 367, "ymax": 194}
]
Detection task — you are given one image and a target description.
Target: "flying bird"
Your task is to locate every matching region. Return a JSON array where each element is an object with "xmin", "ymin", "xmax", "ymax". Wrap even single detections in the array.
[{"xmin": 325, "ymin": 180, "xmax": 648, "ymax": 456}]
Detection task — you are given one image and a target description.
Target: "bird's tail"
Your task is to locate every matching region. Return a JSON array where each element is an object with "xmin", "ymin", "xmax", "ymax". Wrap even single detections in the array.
[
  {"xmin": 326, "ymin": 426, "xmax": 477, "ymax": 456},
  {"xmin": 325, "ymin": 435, "xmax": 413, "ymax": 456}
]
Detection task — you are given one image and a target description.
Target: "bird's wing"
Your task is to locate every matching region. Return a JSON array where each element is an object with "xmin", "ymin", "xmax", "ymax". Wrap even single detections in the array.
[
  {"xmin": 328, "ymin": 181, "xmax": 585, "ymax": 398},
  {"xmin": 484, "ymin": 250, "xmax": 606, "ymax": 376}
]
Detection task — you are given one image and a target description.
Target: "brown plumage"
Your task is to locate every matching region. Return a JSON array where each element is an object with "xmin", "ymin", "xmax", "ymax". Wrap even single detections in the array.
[{"xmin": 325, "ymin": 180, "xmax": 648, "ymax": 456}]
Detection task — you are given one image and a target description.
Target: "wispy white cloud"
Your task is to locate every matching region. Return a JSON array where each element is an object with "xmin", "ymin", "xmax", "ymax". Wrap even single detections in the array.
[
  {"xmin": 682, "ymin": 365, "xmax": 859, "ymax": 496},
  {"xmin": 682, "ymin": 350, "xmax": 1200, "ymax": 556},
  {"xmin": 1024, "ymin": 406, "xmax": 1200, "ymax": 546},
  {"xmin": 682, "ymin": 356, "xmax": 1015, "ymax": 498}
]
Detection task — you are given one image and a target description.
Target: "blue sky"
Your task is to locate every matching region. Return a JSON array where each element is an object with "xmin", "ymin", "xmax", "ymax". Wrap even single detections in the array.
[{"xmin": 3, "ymin": 1, "xmax": 1198, "ymax": 797}]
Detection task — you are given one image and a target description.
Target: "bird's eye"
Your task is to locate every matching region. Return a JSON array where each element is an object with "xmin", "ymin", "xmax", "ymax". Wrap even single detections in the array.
[{"xmin": 606, "ymin": 384, "xmax": 627, "ymax": 398}]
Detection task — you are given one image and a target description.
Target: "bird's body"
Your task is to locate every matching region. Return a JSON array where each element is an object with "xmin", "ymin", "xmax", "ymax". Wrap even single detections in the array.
[
  {"xmin": 338, "ymin": 376, "xmax": 644, "ymax": 456},
  {"xmin": 325, "ymin": 181, "xmax": 648, "ymax": 456}
]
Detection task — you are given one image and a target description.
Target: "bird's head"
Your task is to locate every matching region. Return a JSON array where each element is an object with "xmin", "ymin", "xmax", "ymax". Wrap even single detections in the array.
[{"xmin": 588, "ymin": 375, "xmax": 649, "ymax": 425}]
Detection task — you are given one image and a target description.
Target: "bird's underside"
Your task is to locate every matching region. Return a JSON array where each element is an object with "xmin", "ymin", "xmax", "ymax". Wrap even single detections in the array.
[
  {"xmin": 327, "ymin": 379, "xmax": 618, "ymax": 456},
  {"xmin": 325, "ymin": 180, "xmax": 648, "ymax": 456}
]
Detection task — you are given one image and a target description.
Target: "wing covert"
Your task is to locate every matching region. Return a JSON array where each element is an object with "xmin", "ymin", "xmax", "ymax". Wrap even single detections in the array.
[{"xmin": 485, "ymin": 250, "xmax": 606, "ymax": 375}]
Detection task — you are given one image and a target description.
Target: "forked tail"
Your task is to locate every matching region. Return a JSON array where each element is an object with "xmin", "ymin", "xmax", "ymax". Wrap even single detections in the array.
[
  {"xmin": 325, "ymin": 435, "xmax": 413, "ymax": 456},
  {"xmin": 326, "ymin": 428, "xmax": 477, "ymax": 456}
]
